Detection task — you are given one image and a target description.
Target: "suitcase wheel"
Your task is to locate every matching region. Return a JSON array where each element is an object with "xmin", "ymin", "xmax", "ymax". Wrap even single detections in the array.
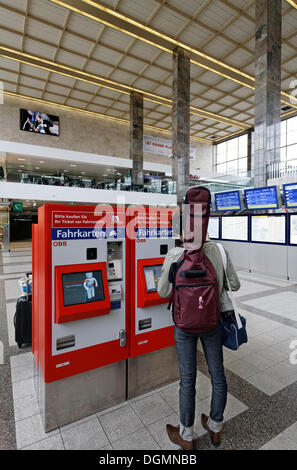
[{"xmin": 17, "ymin": 342, "xmax": 23, "ymax": 349}]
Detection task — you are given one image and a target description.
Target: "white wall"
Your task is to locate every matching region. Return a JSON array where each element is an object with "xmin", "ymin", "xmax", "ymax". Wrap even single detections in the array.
[{"xmin": 0, "ymin": 95, "xmax": 213, "ymax": 173}]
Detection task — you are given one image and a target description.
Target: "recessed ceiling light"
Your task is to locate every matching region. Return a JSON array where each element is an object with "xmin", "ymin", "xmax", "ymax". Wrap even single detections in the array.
[
  {"xmin": 19, "ymin": 165, "xmax": 24, "ymax": 167},
  {"xmin": 39, "ymin": 161, "xmax": 44, "ymax": 163},
  {"xmin": 63, "ymin": 170, "xmax": 69, "ymax": 172},
  {"xmin": 81, "ymin": 172, "xmax": 85, "ymax": 175},
  {"xmin": 18, "ymin": 158, "xmax": 26, "ymax": 161},
  {"xmin": 35, "ymin": 167, "xmax": 40, "ymax": 169},
  {"xmin": 70, "ymin": 164, "xmax": 77, "ymax": 167}
]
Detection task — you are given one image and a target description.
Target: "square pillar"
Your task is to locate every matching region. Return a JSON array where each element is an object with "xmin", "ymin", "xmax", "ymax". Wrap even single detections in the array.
[
  {"xmin": 254, "ymin": 0, "xmax": 282, "ymax": 187},
  {"xmin": 172, "ymin": 47, "xmax": 191, "ymax": 206},
  {"xmin": 130, "ymin": 91, "xmax": 144, "ymax": 187}
]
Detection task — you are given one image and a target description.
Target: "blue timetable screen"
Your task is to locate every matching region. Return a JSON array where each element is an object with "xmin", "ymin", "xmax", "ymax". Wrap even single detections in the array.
[
  {"xmin": 244, "ymin": 186, "xmax": 279, "ymax": 210},
  {"xmin": 283, "ymin": 183, "xmax": 297, "ymax": 208},
  {"xmin": 214, "ymin": 191, "xmax": 241, "ymax": 212}
]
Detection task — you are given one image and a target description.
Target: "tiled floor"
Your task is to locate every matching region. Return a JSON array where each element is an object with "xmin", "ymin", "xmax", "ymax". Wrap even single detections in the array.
[
  {"xmin": 10, "ymin": 352, "xmax": 248, "ymax": 450},
  {"xmin": 2, "ymin": 248, "xmax": 297, "ymax": 450}
]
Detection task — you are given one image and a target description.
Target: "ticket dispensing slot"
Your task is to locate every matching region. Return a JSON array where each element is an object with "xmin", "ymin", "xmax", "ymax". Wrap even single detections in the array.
[
  {"xmin": 137, "ymin": 257, "xmax": 169, "ymax": 308},
  {"xmin": 55, "ymin": 262, "xmax": 111, "ymax": 323},
  {"xmin": 107, "ymin": 241, "xmax": 123, "ymax": 281}
]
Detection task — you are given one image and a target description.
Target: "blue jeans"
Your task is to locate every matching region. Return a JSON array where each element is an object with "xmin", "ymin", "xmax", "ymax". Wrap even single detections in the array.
[{"xmin": 174, "ymin": 324, "xmax": 227, "ymax": 428}]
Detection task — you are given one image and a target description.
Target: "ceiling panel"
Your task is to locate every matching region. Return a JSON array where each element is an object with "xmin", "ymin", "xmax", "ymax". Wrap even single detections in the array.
[{"xmin": 0, "ymin": 0, "xmax": 296, "ymax": 142}]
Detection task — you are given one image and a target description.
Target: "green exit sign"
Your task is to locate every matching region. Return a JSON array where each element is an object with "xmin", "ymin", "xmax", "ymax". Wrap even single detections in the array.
[{"xmin": 12, "ymin": 202, "xmax": 23, "ymax": 212}]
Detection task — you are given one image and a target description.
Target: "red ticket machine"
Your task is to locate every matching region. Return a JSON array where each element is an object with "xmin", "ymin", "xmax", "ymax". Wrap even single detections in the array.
[
  {"xmin": 32, "ymin": 204, "xmax": 129, "ymax": 431},
  {"xmin": 127, "ymin": 206, "xmax": 180, "ymax": 398}
]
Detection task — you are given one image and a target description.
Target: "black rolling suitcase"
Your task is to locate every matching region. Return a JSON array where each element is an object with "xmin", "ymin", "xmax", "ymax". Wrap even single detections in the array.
[{"xmin": 14, "ymin": 272, "xmax": 32, "ymax": 348}]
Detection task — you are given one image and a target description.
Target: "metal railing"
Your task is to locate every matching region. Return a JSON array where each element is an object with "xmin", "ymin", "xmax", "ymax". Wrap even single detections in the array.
[{"xmin": 266, "ymin": 161, "xmax": 297, "ymax": 180}]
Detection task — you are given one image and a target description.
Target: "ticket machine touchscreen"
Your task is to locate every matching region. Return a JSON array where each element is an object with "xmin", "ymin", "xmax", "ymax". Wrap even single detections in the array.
[
  {"xmin": 62, "ymin": 270, "xmax": 105, "ymax": 307},
  {"xmin": 143, "ymin": 265, "xmax": 162, "ymax": 293}
]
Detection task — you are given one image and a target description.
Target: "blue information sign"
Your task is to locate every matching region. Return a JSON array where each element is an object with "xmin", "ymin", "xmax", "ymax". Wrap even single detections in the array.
[
  {"xmin": 214, "ymin": 191, "xmax": 241, "ymax": 212},
  {"xmin": 244, "ymin": 186, "xmax": 279, "ymax": 210},
  {"xmin": 283, "ymin": 183, "xmax": 297, "ymax": 208}
]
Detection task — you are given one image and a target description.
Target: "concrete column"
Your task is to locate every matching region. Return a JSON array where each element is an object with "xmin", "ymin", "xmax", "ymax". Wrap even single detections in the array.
[
  {"xmin": 254, "ymin": 0, "xmax": 281, "ymax": 187},
  {"xmin": 172, "ymin": 47, "xmax": 191, "ymax": 206},
  {"xmin": 130, "ymin": 91, "xmax": 144, "ymax": 187}
]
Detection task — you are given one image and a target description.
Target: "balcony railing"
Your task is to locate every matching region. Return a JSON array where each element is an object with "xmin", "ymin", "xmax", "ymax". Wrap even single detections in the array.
[{"xmin": 266, "ymin": 161, "xmax": 297, "ymax": 180}]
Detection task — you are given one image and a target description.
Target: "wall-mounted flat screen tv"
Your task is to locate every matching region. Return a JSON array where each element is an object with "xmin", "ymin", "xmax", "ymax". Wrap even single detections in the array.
[{"xmin": 20, "ymin": 109, "xmax": 59, "ymax": 136}]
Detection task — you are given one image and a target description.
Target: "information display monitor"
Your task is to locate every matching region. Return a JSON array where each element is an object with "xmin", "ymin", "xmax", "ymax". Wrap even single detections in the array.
[
  {"xmin": 214, "ymin": 191, "xmax": 242, "ymax": 212},
  {"xmin": 208, "ymin": 217, "xmax": 220, "ymax": 239},
  {"xmin": 283, "ymin": 183, "xmax": 297, "ymax": 209},
  {"xmin": 244, "ymin": 186, "xmax": 279, "ymax": 210},
  {"xmin": 251, "ymin": 215, "xmax": 286, "ymax": 244},
  {"xmin": 221, "ymin": 216, "xmax": 248, "ymax": 241},
  {"xmin": 290, "ymin": 215, "xmax": 297, "ymax": 244}
]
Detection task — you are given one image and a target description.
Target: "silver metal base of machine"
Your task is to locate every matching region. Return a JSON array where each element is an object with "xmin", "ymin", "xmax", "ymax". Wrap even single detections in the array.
[
  {"xmin": 127, "ymin": 345, "xmax": 180, "ymax": 400},
  {"xmin": 34, "ymin": 359, "xmax": 127, "ymax": 433}
]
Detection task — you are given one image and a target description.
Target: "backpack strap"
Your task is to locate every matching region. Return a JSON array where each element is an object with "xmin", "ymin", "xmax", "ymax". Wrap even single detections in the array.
[{"xmin": 216, "ymin": 243, "xmax": 243, "ymax": 330}]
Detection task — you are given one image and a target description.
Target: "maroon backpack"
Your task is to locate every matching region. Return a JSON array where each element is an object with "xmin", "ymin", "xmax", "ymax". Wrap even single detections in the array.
[{"xmin": 169, "ymin": 186, "xmax": 220, "ymax": 333}]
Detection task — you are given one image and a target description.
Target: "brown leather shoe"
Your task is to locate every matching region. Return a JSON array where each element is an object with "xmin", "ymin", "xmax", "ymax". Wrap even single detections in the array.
[
  {"xmin": 201, "ymin": 414, "xmax": 221, "ymax": 447},
  {"xmin": 166, "ymin": 424, "xmax": 197, "ymax": 450}
]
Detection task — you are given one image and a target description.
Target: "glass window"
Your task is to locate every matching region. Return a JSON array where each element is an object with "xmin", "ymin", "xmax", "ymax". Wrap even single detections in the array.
[
  {"xmin": 216, "ymin": 163, "xmax": 226, "ymax": 174},
  {"xmin": 226, "ymin": 159, "xmax": 238, "ymax": 173},
  {"xmin": 216, "ymin": 147, "xmax": 226, "ymax": 164},
  {"xmin": 287, "ymin": 116, "xmax": 297, "ymax": 146},
  {"xmin": 238, "ymin": 157, "xmax": 248, "ymax": 173},
  {"xmin": 214, "ymin": 133, "xmax": 248, "ymax": 176},
  {"xmin": 238, "ymin": 134, "xmax": 248, "ymax": 158},
  {"xmin": 287, "ymin": 144, "xmax": 297, "ymax": 160},
  {"xmin": 280, "ymin": 146, "xmax": 287, "ymax": 161},
  {"xmin": 227, "ymin": 139, "xmax": 238, "ymax": 161},
  {"xmin": 281, "ymin": 120, "xmax": 287, "ymax": 148},
  {"xmin": 216, "ymin": 142, "xmax": 226, "ymax": 156}
]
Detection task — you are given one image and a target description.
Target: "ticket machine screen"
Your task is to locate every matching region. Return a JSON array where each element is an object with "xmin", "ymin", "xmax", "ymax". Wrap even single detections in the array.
[
  {"xmin": 143, "ymin": 265, "xmax": 162, "ymax": 293},
  {"xmin": 62, "ymin": 270, "xmax": 105, "ymax": 307}
]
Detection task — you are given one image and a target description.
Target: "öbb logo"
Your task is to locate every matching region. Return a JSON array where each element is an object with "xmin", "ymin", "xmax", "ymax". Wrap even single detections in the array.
[{"xmin": 53, "ymin": 241, "xmax": 68, "ymax": 247}]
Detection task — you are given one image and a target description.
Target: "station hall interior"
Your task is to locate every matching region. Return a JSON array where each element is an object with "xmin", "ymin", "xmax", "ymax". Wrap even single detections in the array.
[{"xmin": 1, "ymin": 0, "xmax": 297, "ymax": 452}]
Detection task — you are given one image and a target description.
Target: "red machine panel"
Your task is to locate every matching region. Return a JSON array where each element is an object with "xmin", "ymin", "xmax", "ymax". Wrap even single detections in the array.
[
  {"xmin": 128, "ymin": 206, "xmax": 176, "ymax": 358},
  {"xmin": 32, "ymin": 204, "xmax": 129, "ymax": 383},
  {"xmin": 137, "ymin": 257, "xmax": 169, "ymax": 308}
]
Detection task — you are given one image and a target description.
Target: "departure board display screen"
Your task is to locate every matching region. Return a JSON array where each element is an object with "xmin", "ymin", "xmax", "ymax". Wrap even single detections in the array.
[
  {"xmin": 283, "ymin": 183, "xmax": 297, "ymax": 208},
  {"xmin": 208, "ymin": 217, "xmax": 219, "ymax": 239},
  {"xmin": 244, "ymin": 186, "xmax": 279, "ymax": 210},
  {"xmin": 251, "ymin": 216, "xmax": 286, "ymax": 244},
  {"xmin": 214, "ymin": 191, "xmax": 242, "ymax": 212},
  {"xmin": 221, "ymin": 217, "xmax": 248, "ymax": 241}
]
